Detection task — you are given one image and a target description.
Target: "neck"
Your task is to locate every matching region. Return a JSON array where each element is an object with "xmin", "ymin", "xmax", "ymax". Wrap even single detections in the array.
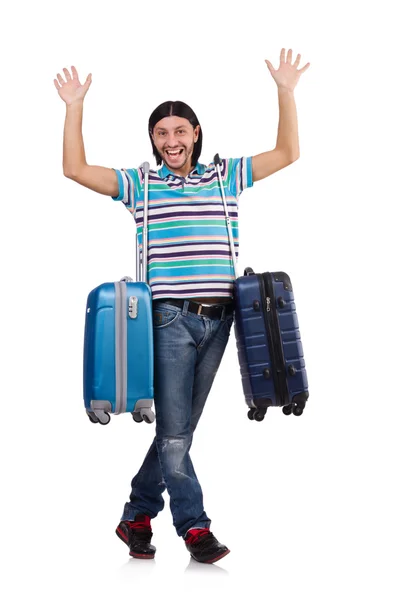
[{"xmin": 164, "ymin": 162, "xmax": 193, "ymax": 178}]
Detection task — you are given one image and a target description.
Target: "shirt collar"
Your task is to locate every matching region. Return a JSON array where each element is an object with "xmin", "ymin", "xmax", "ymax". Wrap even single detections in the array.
[{"xmin": 158, "ymin": 162, "xmax": 206, "ymax": 179}]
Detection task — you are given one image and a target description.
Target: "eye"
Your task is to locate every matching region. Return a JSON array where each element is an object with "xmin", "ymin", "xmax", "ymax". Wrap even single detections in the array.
[{"xmin": 177, "ymin": 130, "xmax": 185, "ymax": 135}]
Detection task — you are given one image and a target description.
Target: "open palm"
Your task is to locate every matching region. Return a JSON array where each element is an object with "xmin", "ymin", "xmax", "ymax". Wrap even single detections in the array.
[
  {"xmin": 54, "ymin": 66, "xmax": 92, "ymax": 105},
  {"xmin": 265, "ymin": 49, "xmax": 310, "ymax": 92}
]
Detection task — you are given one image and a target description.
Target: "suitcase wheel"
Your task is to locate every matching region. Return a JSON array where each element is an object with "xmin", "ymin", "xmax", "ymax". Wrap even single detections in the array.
[
  {"xmin": 87, "ymin": 411, "xmax": 99, "ymax": 424},
  {"xmin": 283, "ymin": 403, "xmax": 305, "ymax": 417},
  {"xmin": 254, "ymin": 410, "xmax": 265, "ymax": 422},
  {"xmin": 141, "ymin": 408, "xmax": 155, "ymax": 424},
  {"xmin": 132, "ymin": 408, "xmax": 155, "ymax": 424},
  {"xmin": 248, "ymin": 408, "xmax": 267, "ymax": 421},
  {"xmin": 87, "ymin": 410, "xmax": 110, "ymax": 425},
  {"xmin": 98, "ymin": 412, "xmax": 111, "ymax": 425}
]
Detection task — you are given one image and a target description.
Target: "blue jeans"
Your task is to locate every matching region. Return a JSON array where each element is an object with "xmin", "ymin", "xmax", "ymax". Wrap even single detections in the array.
[{"xmin": 121, "ymin": 300, "xmax": 234, "ymax": 537}]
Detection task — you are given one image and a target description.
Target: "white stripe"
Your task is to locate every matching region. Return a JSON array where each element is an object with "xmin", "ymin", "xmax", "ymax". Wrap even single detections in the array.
[
  {"xmin": 120, "ymin": 169, "xmax": 134, "ymax": 207},
  {"xmin": 135, "ymin": 203, "xmax": 238, "ymax": 216},
  {"xmin": 152, "ymin": 282, "xmax": 233, "ymax": 291},
  {"xmin": 148, "ymin": 255, "xmax": 233, "ymax": 262},
  {"xmin": 149, "ymin": 262, "xmax": 233, "ymax": 271},
  {"xmin": 147, "ymin": 243, "xmax": 232, "ymax": 254},
  {"xmin": 242, "ymin": 157, "xmax": 247, "ymax": 192}
]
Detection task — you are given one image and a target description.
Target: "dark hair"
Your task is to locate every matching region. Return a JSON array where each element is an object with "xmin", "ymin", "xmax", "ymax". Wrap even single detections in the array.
[{"xmin": 148, "ymin": 101, "xmax": 203, "ymax": 167}]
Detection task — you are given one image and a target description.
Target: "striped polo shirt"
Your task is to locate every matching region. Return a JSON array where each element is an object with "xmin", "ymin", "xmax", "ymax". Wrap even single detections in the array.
[{"xmin": 112, "ymin": 157, "xmax": 253, "ymax": 300}]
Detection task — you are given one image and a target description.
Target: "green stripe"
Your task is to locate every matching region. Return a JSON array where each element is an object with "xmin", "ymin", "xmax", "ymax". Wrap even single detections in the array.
[
  {"xmin": 136, "ymin": 220, "xmax": 238, "ymax": 231},
  {"xmin": 148, "ymin": 259, "xmax": 232, "ymax": 269}
]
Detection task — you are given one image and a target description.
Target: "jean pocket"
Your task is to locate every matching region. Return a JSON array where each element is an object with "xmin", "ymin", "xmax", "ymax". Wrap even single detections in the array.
[{"xmin": 153, "ymin": 307, "xmax": 180, "ymax": 329}]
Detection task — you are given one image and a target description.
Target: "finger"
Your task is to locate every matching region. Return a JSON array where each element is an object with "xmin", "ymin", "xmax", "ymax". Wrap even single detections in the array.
[
  {"xmin": 280, "ymin": 48, "xmax": 286, "ymax": 63},
  {"xmin": 293, "ymin": 53, "xmax": 301, "ymax": 68},
  {"xmin": 265, "ymin": 59, "xmax": 275, "ymax": 74},
  {"xmin": 298, "ymin": 62, "xmax": 311, "ymax": 74},
  {"xmin": 54, "ymin": 79, "xmax": 61, "ymax": 91},
  {"xmin": 287, "ymin": 48, "xmax": 293, "ymax": 63},
  {"xmin": 71, "ymin": 65, "xmax": 79, "ymax": 81},
  {"xmin": 57, "ymin": 73, "xmax": 66, "ymax": 85},
  {"xmin": 83, "ymin": 73, "xmax": 92, "ymax": 89},
  {"xmin": 63, "ymin": 67, "xmax": 72, "ymax": 81}
]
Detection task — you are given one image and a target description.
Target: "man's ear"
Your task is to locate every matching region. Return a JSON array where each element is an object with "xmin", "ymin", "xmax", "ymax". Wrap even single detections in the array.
[{"xmin": 194, "ymin": 125, "xmax": 200, "ymax": 143}]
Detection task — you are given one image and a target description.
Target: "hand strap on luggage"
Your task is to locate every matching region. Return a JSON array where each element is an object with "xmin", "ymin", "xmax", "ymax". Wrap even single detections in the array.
[
  {"xmin": 214, "ymin": 154, "xmax": 239, "ymax": 279},
  {"xmin": 135, "ymin": 161, "xmax": 150, "ymax": 283}
]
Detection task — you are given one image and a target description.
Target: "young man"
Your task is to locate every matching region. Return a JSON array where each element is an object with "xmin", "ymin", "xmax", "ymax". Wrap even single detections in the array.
[{"xmin": 54, "ymin": 48, "xmax": 310, "ymax": 564}]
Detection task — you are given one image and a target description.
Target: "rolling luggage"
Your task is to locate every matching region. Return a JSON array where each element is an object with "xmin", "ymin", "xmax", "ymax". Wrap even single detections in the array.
[
  {"xmin": 213, "ymin": 154, "xmax": 309, "ymax": 421},
  {"xmin": 83, "ymin": 162, "xmax": 155, "ymax": 425},
  {"xmin": 233, "ymin": 268, "xmax": 309, "ymax": 420}
]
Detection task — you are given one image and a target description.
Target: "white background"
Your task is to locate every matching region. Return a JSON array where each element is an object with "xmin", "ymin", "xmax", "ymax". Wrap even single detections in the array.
[{"xmin": 1, "ymin": 0, "xmax": 396, "ymax": 598}]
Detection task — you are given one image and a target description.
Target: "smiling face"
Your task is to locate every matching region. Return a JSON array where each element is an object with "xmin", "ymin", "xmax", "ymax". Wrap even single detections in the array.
[{"xmin": 151, "ymin": 116, "xmax": 200, "ymax": 177}]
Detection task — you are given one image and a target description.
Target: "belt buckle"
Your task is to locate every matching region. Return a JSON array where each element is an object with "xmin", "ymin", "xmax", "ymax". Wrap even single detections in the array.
[{"xmin": 197, "ymin": 304, "xmax": 203, "ymax": 315}]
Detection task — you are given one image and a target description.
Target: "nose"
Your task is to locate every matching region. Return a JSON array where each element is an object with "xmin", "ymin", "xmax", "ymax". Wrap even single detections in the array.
[{"xmin": 165, "ymin": 132, "xmax": 178, "ymax": 147}]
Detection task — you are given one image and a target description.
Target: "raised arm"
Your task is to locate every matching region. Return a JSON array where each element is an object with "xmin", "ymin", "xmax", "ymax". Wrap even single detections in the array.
[
  {"xmin": 252, "ymin": 48, "xmax": 310, "ymax": 183},
  {"xmin": 54, "ymin": 66, "xmax": 118, "ymax": 197}
]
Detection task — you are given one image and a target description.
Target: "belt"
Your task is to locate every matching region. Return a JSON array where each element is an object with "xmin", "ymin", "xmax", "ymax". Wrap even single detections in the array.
[{"xmin": 154, "ymin": 298, "xmax": 234, "ymax": 319}]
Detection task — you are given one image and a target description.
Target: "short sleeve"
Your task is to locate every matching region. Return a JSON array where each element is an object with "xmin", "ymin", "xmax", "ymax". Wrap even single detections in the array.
[
  {"xmin": 223, "ymin": 157, "xmax": 253, "ymax": 198},
  {"xmin": 111, "ymin": 168, "xmax": 140, "ymax": 212}
]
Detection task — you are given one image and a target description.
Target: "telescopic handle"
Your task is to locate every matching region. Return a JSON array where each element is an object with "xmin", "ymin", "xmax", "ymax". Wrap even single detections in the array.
[{"xmin": 137, "ymin": 162, "xmax": 150, "ymax": 283}]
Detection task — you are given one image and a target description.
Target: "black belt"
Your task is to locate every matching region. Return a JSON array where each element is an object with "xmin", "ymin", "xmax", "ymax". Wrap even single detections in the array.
[{"xmin": 154, "ymin": 298, "xmax": 234, "ymax": 319}]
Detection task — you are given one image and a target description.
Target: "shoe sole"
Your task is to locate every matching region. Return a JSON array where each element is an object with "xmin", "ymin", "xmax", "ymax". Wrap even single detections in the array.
[
  {"xmin": 129, "ymin": 551, "xmax": 155, "ymax": 559},
  {"xmin": 191, "ymin": 548, "xmax": 231, "ymax": 564},
  {"xmin": 115, "ymin": 527, "xmax": 155, "ymax": 560}
]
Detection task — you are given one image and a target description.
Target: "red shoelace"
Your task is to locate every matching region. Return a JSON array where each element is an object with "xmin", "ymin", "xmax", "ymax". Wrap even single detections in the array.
[
  {"xmin": 185, "ymin": 528, "xmax": 211, "ymax": 544},
  {"xmin": 125, "ymin": 515, "xmax": 152, "ymax": 530}
]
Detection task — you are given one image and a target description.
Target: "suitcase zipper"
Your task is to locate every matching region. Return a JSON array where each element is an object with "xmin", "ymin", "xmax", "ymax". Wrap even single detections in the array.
[{"xmin": 259, "ymin": 274, "xmax": 288, "ymax": 405}]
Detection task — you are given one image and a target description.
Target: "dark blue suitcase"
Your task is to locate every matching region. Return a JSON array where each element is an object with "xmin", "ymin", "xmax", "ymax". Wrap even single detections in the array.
[
  {"xmin": 83, "ymin": 277, "xmax": 155, "ymax": 425},
  {"xmin": 233, "ymin": 268, "xmax": 309, "ymax": 421}
]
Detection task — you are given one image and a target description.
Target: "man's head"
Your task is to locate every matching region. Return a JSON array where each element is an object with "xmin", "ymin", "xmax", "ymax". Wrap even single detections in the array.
[{"xmin": 148, "ymin": 101, "xmax": 202, "ymax": 176}]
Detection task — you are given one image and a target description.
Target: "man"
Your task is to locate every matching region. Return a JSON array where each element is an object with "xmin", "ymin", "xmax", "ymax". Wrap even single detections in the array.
[{"xmin": 54, "ymin": 48, "xmax": 310, "ymax": 564}]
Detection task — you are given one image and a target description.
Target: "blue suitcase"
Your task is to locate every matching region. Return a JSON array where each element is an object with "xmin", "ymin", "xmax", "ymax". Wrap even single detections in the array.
[
  {"xmin": 83, "ymin": 277, "xmax": 155, "ymax": 425},
  {"xmin": 83, "ymin": 162, "xmax": 155, "ymax": 425},
  {"xmin": 233, "ymin": 268, "xmax": 309, "ymax": 421}
]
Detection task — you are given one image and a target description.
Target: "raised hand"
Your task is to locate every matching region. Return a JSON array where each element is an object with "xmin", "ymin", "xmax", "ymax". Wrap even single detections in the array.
[
  {"xmin": 265, "ymin": 49, "xmax": 310, "ymax": 92},
  {"xmin": 54, "ymin": 66, "xmax": 92, "ymax": 105}
]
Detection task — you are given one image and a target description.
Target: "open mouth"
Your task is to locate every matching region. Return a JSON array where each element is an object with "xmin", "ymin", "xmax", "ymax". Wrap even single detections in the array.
[{"xmin": 165, "ymin": 148, "xmax": 184, "ymax": 159}]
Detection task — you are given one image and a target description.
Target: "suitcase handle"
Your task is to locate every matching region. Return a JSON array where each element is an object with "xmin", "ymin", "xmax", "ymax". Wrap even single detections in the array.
[
  {"xmin": 244, "ymin": 267, "xmax": 255, "ymax": 276},
  {"xmin": 135, "ymin": 161, "xmax": 150, "ymax": 283}
]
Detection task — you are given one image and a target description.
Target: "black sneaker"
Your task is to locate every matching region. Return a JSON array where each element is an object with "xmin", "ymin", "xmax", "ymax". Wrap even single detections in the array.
[
  {"xmin": 185, "ymin": 528, "xmax": 230, "ymax": 564},
  {"xmin": 115, "ymin": 514, "xmax": 156, "ymax": 559}
]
